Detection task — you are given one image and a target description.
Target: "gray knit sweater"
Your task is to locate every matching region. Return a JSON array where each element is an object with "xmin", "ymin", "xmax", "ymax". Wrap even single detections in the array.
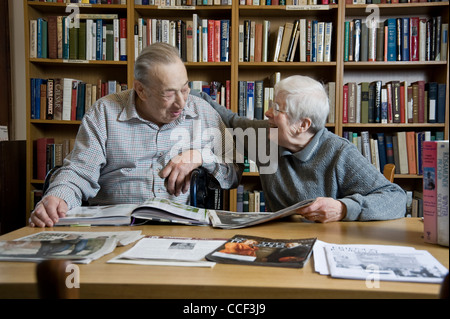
[{"xmin": 193, "ymin": 90, "xmax": 407, "ymax": 221}]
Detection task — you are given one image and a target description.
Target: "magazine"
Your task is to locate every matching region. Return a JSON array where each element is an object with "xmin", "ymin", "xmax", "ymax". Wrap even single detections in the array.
[
  {"xmin": 55, "ymin": 198, "xmax": 315, "ymax": 229},
  {"xmin": 108, "ymin": 236, "xmax": 226, "ymax": 268},
  {"xmin": 55, "ymin": 198, "xmax": 209, "ymax": 226},
  {"xmin": 317, "ymin": 242, "xmax": 448, "ymax": 283},
  {"xmin": 0, "ymin": 231, "xmax": 143, "ymax": 264},
  {"xmin": 205, "ymin": 235, "xmax": 316, "ymax": 268},
  {"xmin": 209, "ymin": 198, "xmax": 315, "ymax": 229}
]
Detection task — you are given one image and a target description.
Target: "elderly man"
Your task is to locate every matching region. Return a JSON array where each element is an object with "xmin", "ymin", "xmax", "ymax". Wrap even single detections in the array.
[
  {"xmin": 192, "ymin": 75, "xmax": 407, "ymax": 223},
  {"xmin": 30, "ymin": 43, "xmax": 242, "ymax": 227}
]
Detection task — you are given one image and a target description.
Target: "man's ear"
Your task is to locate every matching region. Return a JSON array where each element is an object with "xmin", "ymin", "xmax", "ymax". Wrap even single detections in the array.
[{"xmin": 134, "ymin": 80, "xmax": 147, "ymax": 101}]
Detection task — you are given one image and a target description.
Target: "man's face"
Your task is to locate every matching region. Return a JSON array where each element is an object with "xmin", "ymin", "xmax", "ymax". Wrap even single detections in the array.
[{"xmin": 136, "ymin": 61, "xmax": 190, "ymax": 126}]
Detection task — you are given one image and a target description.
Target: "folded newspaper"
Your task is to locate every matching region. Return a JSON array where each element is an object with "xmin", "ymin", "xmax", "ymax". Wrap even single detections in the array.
[
  {"xmin": 313, "ymin": 240, "xmax": 448, "ymax": 284},
  {"xmin": 108, "ymin": 236, "xmax": 226, "ymax": 268},
  {"xmin": 55, "ymin": 198, "xmax": 315, "ymax": 229},
  {"xmin": 0, "ymin": 230, "xmax": 143, "ymax": 264}
]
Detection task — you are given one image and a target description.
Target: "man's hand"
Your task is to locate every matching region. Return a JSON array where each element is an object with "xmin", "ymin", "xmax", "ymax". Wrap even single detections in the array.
[
  {"xmin": 29, "ymin": 196, "xmax": 68, "ymax": 227},
  {"xmin": 295, "ymin": 197, "xmax": 347, "ymax": 223},
  {"xmin": 160, "ymin": 150, "xmax": 203, "ymax": 196}
]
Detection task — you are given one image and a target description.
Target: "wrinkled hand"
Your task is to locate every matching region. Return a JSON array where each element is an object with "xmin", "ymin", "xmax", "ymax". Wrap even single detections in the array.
[
  {"xmin": 295, "ymin": 197, "xmax": 347, "ymax": 223},
  {"xmin": 160, "ymin": 150, "xmax": 203, "ymax": 196},
  {"xmin": 29, "ymin": 195, "xmax": 68, "ymax": 227}
]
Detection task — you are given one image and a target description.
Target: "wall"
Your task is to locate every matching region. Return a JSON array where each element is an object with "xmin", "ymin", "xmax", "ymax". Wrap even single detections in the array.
[{"xmin": 8, "ymin": 0, "xmax": 26, "ymax": 141}]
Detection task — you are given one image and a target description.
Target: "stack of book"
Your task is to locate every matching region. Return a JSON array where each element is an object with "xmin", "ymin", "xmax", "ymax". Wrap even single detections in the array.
[
  {"xmin": 342, "ymin": 81, "xmax": 446, "ymax": 124},
  {"xmin": 30, "ymin": 15, "xmax": 127, "ymax": 61},
  {"xmin": 34, "ymin": 137, "xmax": 75, "ymax": 180},
  {"xmin": 344, "ymin": 16, "xmax": 448, "ymax": 62}
]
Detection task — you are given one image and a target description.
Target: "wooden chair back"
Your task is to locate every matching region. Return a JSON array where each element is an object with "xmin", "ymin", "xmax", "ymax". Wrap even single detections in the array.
[{"xmin": 383, "ymin": 164, "xmax": 395, "ymax": 182}]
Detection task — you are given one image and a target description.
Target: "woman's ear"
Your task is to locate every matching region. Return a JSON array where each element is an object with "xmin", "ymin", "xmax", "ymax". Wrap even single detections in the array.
[{"xmin": 296, "ymin": 118, "xmax": 312, "ymax": 134}]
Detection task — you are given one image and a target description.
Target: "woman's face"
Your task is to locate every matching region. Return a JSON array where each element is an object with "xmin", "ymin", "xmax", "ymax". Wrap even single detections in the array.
[{"xmin": 265, "ymin": 93, "xmax": 300, "ymax": 150}]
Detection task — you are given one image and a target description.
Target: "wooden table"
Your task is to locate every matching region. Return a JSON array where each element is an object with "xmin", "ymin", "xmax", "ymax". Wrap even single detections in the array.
[{"xmin": 0, "ymin": 217, "xmax": 448, "ymax": 299}]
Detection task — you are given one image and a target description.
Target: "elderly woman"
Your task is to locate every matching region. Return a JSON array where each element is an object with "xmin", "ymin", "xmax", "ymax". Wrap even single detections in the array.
[{"xmin": 192, "ymin": 75, "xmax": 406, "ymax": 223}]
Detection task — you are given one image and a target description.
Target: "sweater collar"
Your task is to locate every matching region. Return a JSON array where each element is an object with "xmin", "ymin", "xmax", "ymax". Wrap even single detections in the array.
[{"xmin": 279, "ymin": 128, "xmax": 326, "ymax": 162}]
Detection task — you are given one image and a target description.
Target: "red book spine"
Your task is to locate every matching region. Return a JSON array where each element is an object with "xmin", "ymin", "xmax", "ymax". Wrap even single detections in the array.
[
  {"xmin": 342, "ymin": 85, "xmax": 348, "ymax": 124},
  {"xmin": 208, "ymin": 20, "xmax": 215, "ymax": 62},
  {"xmin": 36, "ymin": 137, "xmax": 55, "ymax": 180},
  {"xmin": 410, "ymin": 17, "xmax": 419, "ymax": 61}
]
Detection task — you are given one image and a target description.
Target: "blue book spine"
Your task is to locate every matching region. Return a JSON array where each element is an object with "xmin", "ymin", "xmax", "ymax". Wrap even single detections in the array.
[
  {"xmin": 30, "ymin": 78, "xmax": 36, "ymax": 119},
  {"xmin": 311, "ymin": 20, "xmax": 317, "ymax": 62},
  {"xmin": 34, "ymin": 78, "xmax": 43, "ymax": 120},
  {"xmin": 437, "ymin": 83, "xmax": 446, "ymax": 123},
  {"xmin": 246, "ymin": 81, "xmax": 254, "ymax": 120},
  {"xmin": 142, "ymin": 0, "xmax": 149, "ymax": 4},
  {"xmin": 96, "ymin": 19, "xmax": 103, "ymax": 61},
  {"xmin": 385, "ymin": 18, "xmax": 397, "ymax": 61},
  {"xmin": 220, "ymin": 20, "xmax": 230, "ymax": 62},
  {"xmin": 62, "ymin": 17, "xmax": 70, "ymax": 59},
  {"xmin": 402, "ymin": 18, "xmax": 410, "ymax": 61},
  {"xmin": 259, "ymin": 191, "xmax": 266, "ymax": 213},
  {"xmin": 37, "ymin": 18, "xmax": 43, "ymax": 59},
  {"xmin": 376, "ymin": 133, "xmax": 387, "ymax": 173}
]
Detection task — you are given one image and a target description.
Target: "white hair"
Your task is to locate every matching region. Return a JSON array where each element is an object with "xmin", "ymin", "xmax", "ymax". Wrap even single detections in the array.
[{"xmin": 274, "ymin": 75, "xmax": 330, "ymax": 132}]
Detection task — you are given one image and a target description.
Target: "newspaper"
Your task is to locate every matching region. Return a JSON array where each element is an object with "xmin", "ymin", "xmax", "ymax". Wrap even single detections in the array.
[
  {"xmin": 314, "ymin": 241, "xmax": 448, "ymax": 283},
  {"xmin": 108, "ymin": 236, "xmax": 226, "ymax": 268},
  {"xmin": 0, "ymin": 231, "xmax": 143, "ymax": 264},
  {"xmin": 209, "ymin": 198, "xmax": 315, "ymax": 229}
]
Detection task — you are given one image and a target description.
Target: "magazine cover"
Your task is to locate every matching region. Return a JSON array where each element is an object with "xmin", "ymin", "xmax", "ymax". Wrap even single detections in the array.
[{"xmin": 205, "ymin": 235, "xmax": 316, "ymax": 268}]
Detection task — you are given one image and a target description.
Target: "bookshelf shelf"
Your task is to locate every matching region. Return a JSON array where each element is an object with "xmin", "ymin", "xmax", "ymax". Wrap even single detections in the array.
[
  {"xmin": 30, "ymin": 58, "xmax": 128, "ymax": 66},
  {"xmin": 23, "ymin": 0, "xmax": 448, "ymax": 217}
]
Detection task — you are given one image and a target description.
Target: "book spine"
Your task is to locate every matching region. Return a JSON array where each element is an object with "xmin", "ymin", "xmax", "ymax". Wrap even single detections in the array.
[
  {"xmin": 436, "ymin": 141, "xmax": 449, "ymax": 247},
  {"xmin": 120, "ymin": 18, "xmax": 127, "ymax": 61},
  {"xmin": 423, "ymin": 141, "xmax": 438, "ymax": 244}
]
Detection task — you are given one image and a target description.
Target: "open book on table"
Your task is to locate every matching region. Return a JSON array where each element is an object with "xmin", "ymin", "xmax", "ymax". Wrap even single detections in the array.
[{"xmin": 55, "ymin": 197, "xmax": 315, "ymax": 228}]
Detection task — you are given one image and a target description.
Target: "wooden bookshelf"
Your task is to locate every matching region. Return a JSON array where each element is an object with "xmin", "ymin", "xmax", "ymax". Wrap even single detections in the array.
[{"xmin": 23, "ymin": 1, "xmax": 449, "ymax": 218}]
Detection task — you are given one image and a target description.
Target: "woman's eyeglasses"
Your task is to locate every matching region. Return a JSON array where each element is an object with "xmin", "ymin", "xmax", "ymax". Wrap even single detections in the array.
[{"xmin": 269, "ymin": 100, "xmax": 289, "ymax": 116}]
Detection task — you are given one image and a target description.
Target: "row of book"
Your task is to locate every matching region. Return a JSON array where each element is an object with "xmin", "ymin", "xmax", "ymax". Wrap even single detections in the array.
[
  {"xmin": 240, "ymin": 19, "xmax": 333, "ymax": 63},
  {"xmin": 342, "ymin": 81, "xmax": 446, "ymax": 124},
  {"xmin": 30, "ymin": 0, "xmax": 126, "ymax": 3},
  {"xmin": 344, "ymin": 17, "xmax": 448, "ymax": 62},
  {"xmin": 30, "ymin": 16, "xmax": 127, "ymax": 61},
  {"xmin": 30, "ymin": 78, "xmax": 127, "ymax": 121},
  {"xmin": 134, "ymin": 17, "xmax": 230, "ymax": 62},
  {"xmin": 343, "ymin": 130, "xmax": 445, "ymax": 175},
  {"xmin": 190, "ymin": 80, "xmax": 231, "ymax": 109},
  {"xmin": 347, "ymin": 0, "xmax": 448, "ymax": 4},
  {"xmin": 240, "ymin": 0, "xmax": 337, "ymax": 4},
  {"xmin": 236, "ymin": 185, "xmax": 267, "ymax": 212},
  {"xmin": 135, "ymin": 0, "xmax": 232, "ymax": 4},
  {"xmin": 33, "ymin": 137, "xmax": 75, "ymax": 180},
  {"xmin": 422, "ymin": 140, "xmax": 449, "ymax": 246},
  {"xmin": 237, "ymin": 73, "xmax": 336, "ymax": 122}
]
